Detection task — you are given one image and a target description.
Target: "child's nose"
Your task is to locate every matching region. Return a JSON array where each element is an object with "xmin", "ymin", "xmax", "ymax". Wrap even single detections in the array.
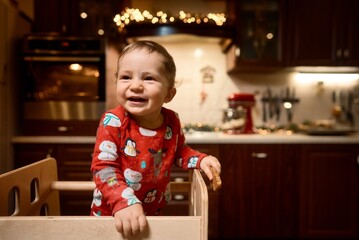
[{"xmin": 130, "ymin": 78, "xmax": 144, "ymax": 90}]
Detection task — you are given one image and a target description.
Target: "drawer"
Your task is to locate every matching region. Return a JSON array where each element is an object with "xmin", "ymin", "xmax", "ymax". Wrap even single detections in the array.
[
  {"xmin": 188, "ymin": 144, "xmax": 220, "ymax": 158},
  {"xmin": 22, "ymin": 120, "xmax": 98, "ymax": 136},
  {"xmin": 13, "ymin": 143, "xmax": 57, "ymax": 168},
  {"xmin": 57, "ymin": 144, "xmax": 94, "ymax": 160},
  {"xmin": 56, "ymin": 144, "xmax": 94, "ymax": 181},
  {"xmin": 162, "ymin": 192, "xmax": 190, "ymax": 216},
  {"xmin": 59, "ymin": 192, "xmax": 93, "ymax": 216},
  {"xmin": 170, "ymin": 166, "xmax": 190, "ymax": 182}
]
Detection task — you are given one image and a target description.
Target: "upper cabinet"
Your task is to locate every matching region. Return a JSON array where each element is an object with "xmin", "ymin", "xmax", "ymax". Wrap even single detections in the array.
[
  {"xmin": 33, "ymin": 0, "xmax": 127, "ymax": 39},
  {"xmin": 287, "ymin": 0, "xmax": 359, "ymax": 67},
  {"xmin": 34, "ymin": 0, "xmax": 78, "ymax": 34},
  {"xmin": 226, "ymin": 0, "xmax": 359, "ymax": 73},
  {"xmin": 226, "ymin": 0, "xmax": 287, "ymax": 73}
]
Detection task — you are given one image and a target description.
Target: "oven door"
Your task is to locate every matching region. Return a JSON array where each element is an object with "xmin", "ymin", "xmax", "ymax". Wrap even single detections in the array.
[
  {"xmin": 23, "ymin": 56, "xmax": 105, "ymax": 101},
  {"xmin": 22, "ymin": 55, "xmax": 106, "ymax": 121}
]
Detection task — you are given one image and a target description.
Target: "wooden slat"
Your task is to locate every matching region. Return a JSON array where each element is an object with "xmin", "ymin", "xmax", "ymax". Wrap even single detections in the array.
[
  {"xmin": 51, "ymin": 181, "xmax": 95, "ymax": 191},
  {"xmin": 51, "ymin": 181, "xmax": 191, "ymax": 193},
  {"xmin": 191, "ymin": 169, "xmax": 208, "ymax": 240},
  {"xmin": 0, "ymin": 216, "xmax": 201, "ymax": 240}
]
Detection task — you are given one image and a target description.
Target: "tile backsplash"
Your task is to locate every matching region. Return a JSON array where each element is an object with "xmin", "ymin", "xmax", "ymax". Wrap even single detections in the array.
[{"xmin": 106, "ymin": 37, "xmax": 359, "ymax": 130}]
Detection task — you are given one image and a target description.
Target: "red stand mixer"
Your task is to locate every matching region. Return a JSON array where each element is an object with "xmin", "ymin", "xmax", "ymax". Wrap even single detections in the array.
[{"xmin": 228, "ymin": 93, "xmax": 257, "ymax": 134}]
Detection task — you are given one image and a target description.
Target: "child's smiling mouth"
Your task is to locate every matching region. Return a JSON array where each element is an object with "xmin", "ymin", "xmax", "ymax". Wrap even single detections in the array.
[{"xmin": 128, "ymin": 96, "xmax": 147, "ymax": 103}]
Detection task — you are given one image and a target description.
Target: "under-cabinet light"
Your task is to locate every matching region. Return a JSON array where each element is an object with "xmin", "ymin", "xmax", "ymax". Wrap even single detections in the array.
[{"xmin": 294, "ymin": 72, "xmax": 359, "ymax": 87}]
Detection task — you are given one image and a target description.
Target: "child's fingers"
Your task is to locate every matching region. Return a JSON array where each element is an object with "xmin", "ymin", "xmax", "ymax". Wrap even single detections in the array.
[{"xmin": 210, "ymin": 166, "xmax": 222, "ymax": 191}]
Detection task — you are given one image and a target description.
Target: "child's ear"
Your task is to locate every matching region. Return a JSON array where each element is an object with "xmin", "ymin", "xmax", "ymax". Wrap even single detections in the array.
[{"xmin": 164, "ymin": 88, "xmax": 177, "ymax": 103}]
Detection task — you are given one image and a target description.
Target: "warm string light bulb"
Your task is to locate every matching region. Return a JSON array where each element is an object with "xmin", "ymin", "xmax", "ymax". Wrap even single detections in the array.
[{"xmin": 113, "ymin": 8, "xmax": 227, "ymax": 31}]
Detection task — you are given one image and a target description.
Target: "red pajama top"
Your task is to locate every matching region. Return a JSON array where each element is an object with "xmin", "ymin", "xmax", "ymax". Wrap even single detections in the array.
[{"xmin": 90, "ymin": 105, "xmax": 207, "ymax": 216}]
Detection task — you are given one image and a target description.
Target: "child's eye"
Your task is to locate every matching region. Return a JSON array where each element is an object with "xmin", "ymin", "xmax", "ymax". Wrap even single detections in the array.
[
  {"xmin": 144, "ymin": 76, "xmax": 154, "ymax": 81},
  {"xmin": 119, "ymin": 75, "xmax": 131, "ymax": 80}
]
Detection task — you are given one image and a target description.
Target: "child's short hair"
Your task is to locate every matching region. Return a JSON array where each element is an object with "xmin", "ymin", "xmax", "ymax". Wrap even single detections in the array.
[{"xmin": 116, "ymin": 40, "xmax": 176, "ymax": 89}]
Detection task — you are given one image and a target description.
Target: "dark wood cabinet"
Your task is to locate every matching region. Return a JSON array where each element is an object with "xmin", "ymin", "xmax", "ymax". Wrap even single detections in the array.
[
  {"xmin": 33, "ymin": 0, "xmax": 126, "ymax": 37},
  {"xmin": 219, "ymin": 143, "xmax": 299, "ymax": 238},
  {"xmin": 218, "ymin": 142, "xmax": 359, "ymax": 239},
  {"xmin": 287, "ymin": 0, "xmax": 359, "ymax": 66},
  {"xmin": 299, "ymin": 144, "xmax": 359, "ymax": 238},
  {"xmin": 226, "ymin": 0, "xmax": 287, "ymax": 73},
  {"xmin": 13, "ymin": 143, "xmax": 57, "ymax": 168},
  {"xmin": 34, "ymin": 0, "xmax": 78, "ymax": 34},
  {"xmin": 227, "ymin": 0, "xmax": 359, "ymax": 71}
]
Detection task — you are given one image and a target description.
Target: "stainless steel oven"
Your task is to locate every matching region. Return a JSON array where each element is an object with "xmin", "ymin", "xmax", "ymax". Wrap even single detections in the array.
[{"xmin": 21, "ymin": 34, "xmax": 106, "ymax": 121}]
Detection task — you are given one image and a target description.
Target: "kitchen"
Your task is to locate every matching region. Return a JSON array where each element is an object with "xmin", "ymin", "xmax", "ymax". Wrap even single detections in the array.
[{"xmin": 1, "ymin": 0, "xmax": 359, "ymax": 239}]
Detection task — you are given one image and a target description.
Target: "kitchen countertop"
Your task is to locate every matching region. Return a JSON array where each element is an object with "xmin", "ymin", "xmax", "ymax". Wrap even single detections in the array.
[{"xmin": 12, "ymin": 132, "xmax": 359, "ymax": 144}]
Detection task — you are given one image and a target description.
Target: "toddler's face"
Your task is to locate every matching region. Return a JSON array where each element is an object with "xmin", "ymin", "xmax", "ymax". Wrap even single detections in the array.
[{"xmin": 116, "ymin": 48, "xmax": 176, "ymax": 124}]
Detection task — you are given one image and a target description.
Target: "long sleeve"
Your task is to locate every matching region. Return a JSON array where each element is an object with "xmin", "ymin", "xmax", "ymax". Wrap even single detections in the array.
[
  {"xmin": 91, "ymin": 110, "xmax": 141, "ymax": 215},
  {"xmin": 169, "ymin": 112, "xmax": 208, "ymax": 170}
]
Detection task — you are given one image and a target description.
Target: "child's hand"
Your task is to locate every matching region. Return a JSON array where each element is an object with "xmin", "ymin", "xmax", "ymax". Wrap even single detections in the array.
[
  {"xmin": 200, "ymin": 155, "xmax": 221, "ymax": 181},
  {"xmin": 114, "ymin": 203, "xmax": 147, "ymax": 238}
]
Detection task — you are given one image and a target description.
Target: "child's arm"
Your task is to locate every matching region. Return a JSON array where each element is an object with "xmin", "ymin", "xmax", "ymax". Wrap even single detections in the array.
[{"xmin": 114, "ymin": 203, "xmax": 147, "ymax": 237}]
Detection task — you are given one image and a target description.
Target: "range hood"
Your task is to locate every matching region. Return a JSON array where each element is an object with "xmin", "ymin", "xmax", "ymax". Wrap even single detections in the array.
[
  {"xmin": 123, "ymin": 22, "xmax": 234, "ymax": 51},
  {"xmin": 124, "ymin": 21, "xmax": 234, "ymax": 40},
  {"xmin": 115, "ymin": 0, "xmax": 235, "ymax": 50}
]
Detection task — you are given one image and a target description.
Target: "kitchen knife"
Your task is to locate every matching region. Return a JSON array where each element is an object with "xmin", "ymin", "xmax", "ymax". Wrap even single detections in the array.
[
  {"xmin": 275, "ymin": 95, "xmax": 281, "ymax": 121},
  {"xmin": 267, "ymin": 88, "xmax": 274, "ymax": 119},
  {"xmin": 261, "ymin": 91, "xmax": 267, "ymax": 123},
  {"xmin": 347, "ymin": 90, "xmax": 354, "ymax": 126}
]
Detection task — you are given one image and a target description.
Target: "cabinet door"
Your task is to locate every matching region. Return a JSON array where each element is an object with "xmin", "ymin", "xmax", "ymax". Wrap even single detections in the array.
[
  {"xmin": 13, "ymin": 144, "xmax": 57, "ymax": 168},
  {"xmin": 34, "ymin": 0, "xmax": 76, "ymax": 33},
  {"xmin": 299, "ymin": 144, "xmax": 359, "ymax": 238},
  {"xmin": 288, "ymin": 0, "xmax": 338, "ymax": 66},
  {"xmin": 34, "ymin": 0, "xmax": 126, "ymax": 37},
  {"xmin": 227, "ymin": 0, "xmax": 286, "ymax": 73},
  {"xmin": 343, "ymin": 0, "xmax": 359, "ymax": 66},
  {"xmin": 288, "ymin": 0, "xmax": 359, "ymax": 66},
  {"xmin": 219, "ymin": 144, "xmax": 298, "ymax": 238}
]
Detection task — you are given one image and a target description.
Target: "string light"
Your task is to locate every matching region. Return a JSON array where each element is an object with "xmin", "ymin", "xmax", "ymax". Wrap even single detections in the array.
[{"xmin": 113, "ymin": 8, "xmax": 227, "ymax": 31}]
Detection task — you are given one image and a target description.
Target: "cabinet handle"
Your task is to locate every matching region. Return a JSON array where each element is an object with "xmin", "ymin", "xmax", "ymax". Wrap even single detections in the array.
[
  {"xmin": 173, "ymin": 194, "xmax": 185, "ymax": 201},
  {"xmin": 174, "ymin": 177, "xmax": 185, "ymax": 182},
  {"xmin": 235, "ymin": 47, "xmax": 241, "ymax": 57},
  {"xmin": 57, "ymin": 126, "xmax": 69, "ymax": 132},
  {"xmin": 46, "ymin": 148, "xmax": 53, "ymax": 158},
  {"xmin": 251, "ymin": 152, "xmax": 268, "ymax": 159},
  {"xmin": 357, "ymin": 155, "xmax": 359, "ymax": 165},
  {"xmin": 336, "ymin": 49, "xmax": 342, "ymax": 58},
  {"xmin": 343, "ymin": 49, "xmax": 349, "ymax": 58}
]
